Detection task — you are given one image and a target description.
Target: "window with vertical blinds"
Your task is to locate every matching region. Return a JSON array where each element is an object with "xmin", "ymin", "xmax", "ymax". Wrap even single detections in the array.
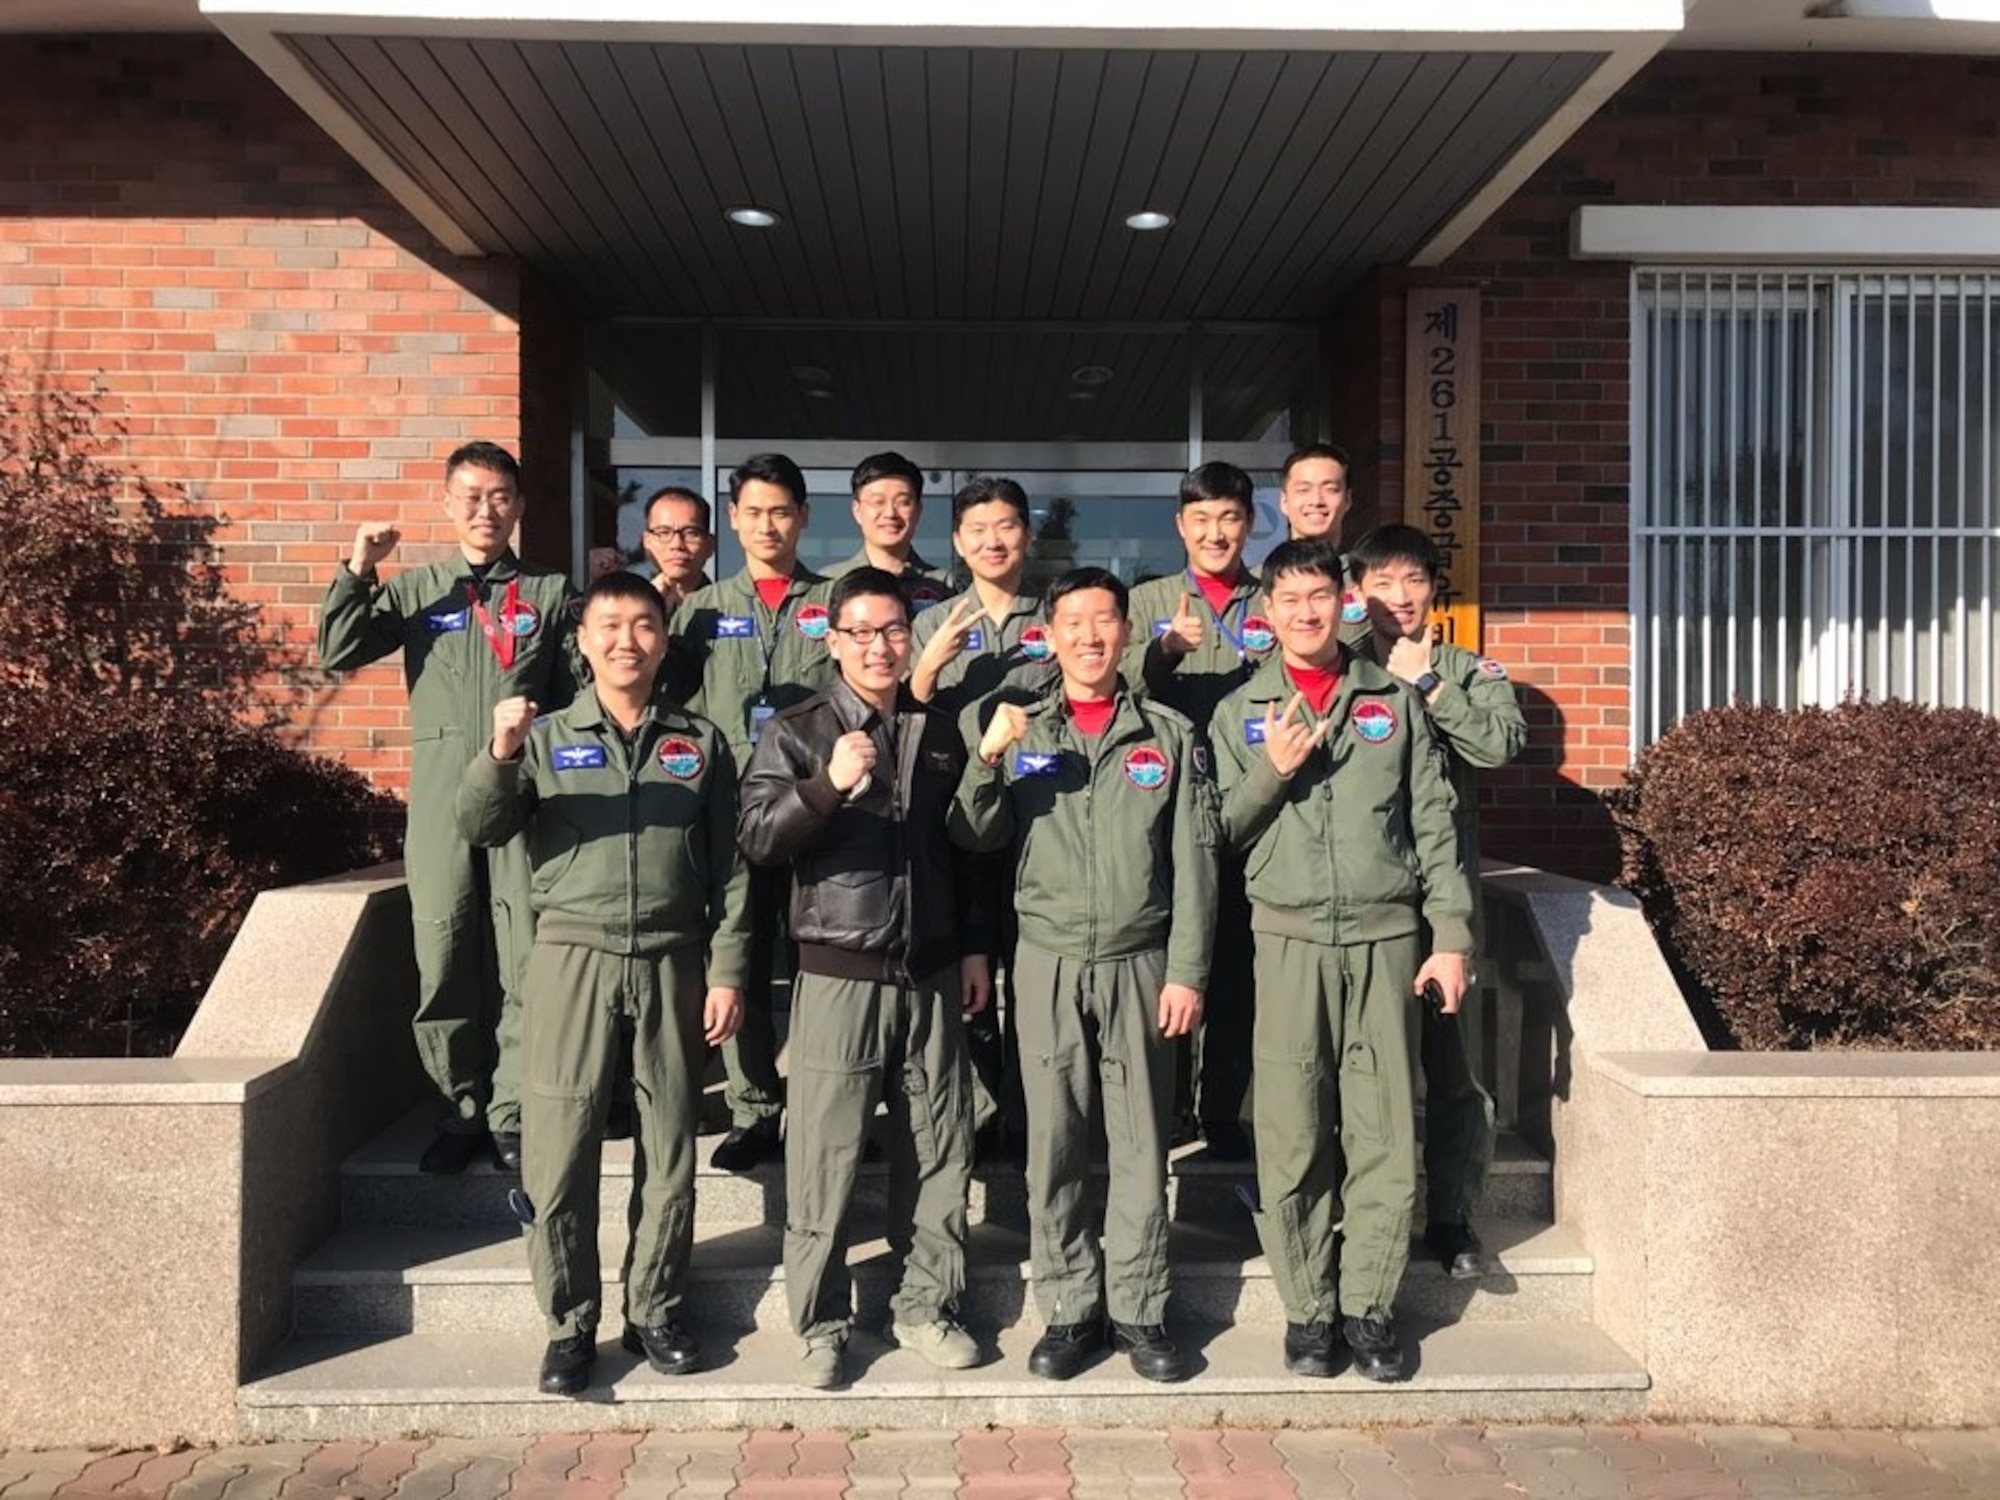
[{"xmin": 1633, "ymin": 269, "xmax": 2000, "ymax": 748}]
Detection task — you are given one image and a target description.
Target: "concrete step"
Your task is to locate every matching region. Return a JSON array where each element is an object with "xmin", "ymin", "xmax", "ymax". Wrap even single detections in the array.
[
  {"xmin": 240, "ymin": 1317, "xmax": 1647, "ymax": 1438},
  {"xmin": 340, "ymin": 1108, "xmax": 1555, "ymax": 1231},
  {"xmin": 291, "ymin": 1216, "xmax": 1591, "ymax": 1335}
]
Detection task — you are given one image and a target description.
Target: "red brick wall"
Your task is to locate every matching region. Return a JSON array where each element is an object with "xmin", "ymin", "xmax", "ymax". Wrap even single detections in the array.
[
  {"xmin": 0, "ymin": 33, "xmax": 530, "ymax": 799},
  {"xmin": 1332, "ymin": 50, "xmax": 2000, "ymax": 880}
]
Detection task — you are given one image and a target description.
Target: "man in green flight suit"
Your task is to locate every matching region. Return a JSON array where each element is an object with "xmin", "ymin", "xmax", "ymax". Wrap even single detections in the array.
[
  {"xmin": 317, "ymin": 440, "xmax": 577, "ymax": 1174},
  {"xmin": 829, "ymin": 451, "xmax": 953, "ymax": 612},
  {"xmin": 1278, "ymin": 442, "xmax": 1354, "ymax": 549},
  {"xmin": 665, "ymin": 453, "xmax": 835, "ymax": 1171},
  {"xmin": 1351, "ymin": 524, "xmax": 1527, "ymax": 1281},
  {"xmin": 910, "ymin": 476, "xmax": 1060, "ymax": 1154},
  {"xmin": 950, "ymin": 566, "xmax": 1219, "ymax": 1384},
  {"xmin": 457, "ymin": 571, "xmax": 749, "ymax": 1397},
  {"xmin": 1119, "ymin": 462, "xmax": 1271, "ymax": 1160},
  {"xmin": 1210, "ymin": 539, "xmax": 1474, "ymax": 1384}
]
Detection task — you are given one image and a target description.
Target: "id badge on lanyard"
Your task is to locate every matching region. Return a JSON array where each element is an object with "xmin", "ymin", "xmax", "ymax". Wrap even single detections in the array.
[
  {"xmin": 749, "ymin": 595, "xmax": 790, "ymax": 743},
  {"xmin": 1190, "ymin": 571, "xmax": 1249, "ymax": 666},
  {"xmin": 469, "ymin": 577, "xmax": 521, "ymax": 671}
]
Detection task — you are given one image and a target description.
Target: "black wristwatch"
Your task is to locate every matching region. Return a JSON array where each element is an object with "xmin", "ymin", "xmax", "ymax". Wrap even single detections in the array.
[{"xmin": 1412, "ymin": 671, "xmax": 1443, "ymax": 697}]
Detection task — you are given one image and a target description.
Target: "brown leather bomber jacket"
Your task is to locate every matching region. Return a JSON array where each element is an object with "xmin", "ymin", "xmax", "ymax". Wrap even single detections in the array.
[{"xmin": 736, "ymin": 678, "xmax": 989, "ymax": 983}]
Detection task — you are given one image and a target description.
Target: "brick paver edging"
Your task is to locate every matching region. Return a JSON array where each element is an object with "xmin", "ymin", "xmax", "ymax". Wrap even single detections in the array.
[{"xmin": 3, "ymin": 1426, "xmax": 1996, "ymax": 1500}]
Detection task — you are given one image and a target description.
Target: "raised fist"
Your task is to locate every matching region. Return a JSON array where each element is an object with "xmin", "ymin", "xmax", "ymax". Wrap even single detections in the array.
[
  {"xmin": 491, "ymin": 695, "xmax": 539, "ymax": 761},
  {"xmin": 350, "ymin": 522, "xmax": 400, "ymax": 575},
  {"xmin": 827, "ymin": 729, "xmax": 878, "ymax": 794},
  {"xmin": 978, "ymin": 701, "xmax": 1031, "ymax": 765}
]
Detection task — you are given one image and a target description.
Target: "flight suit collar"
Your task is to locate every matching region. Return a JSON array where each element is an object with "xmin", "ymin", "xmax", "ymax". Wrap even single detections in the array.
[
  {"xmin": 827, "ymin": 675, "xmax": 918, "ymax": 733},
  {"xmin": 460, "ymin": 549, "xmax": 522, "ymax": 585},
  {"xmin": 724, "ymin": 563, "xmax": 828, "ymax": 607},
  {"xmin": 965, "ymin": 581, "xmax": 1039, "ymax": 624},
  {"xmin": 1182, "ymin": 564, "xmax": 1260, "ymax": 608},
  {"xmin": 559, "ymin": 688, "xmax": 692, "ymax": 736},
  {"xmin": 1028, "ymin": 676, "xmax": 1150, "ymax": 756},
  {"xmin": 837, "ymin": 548, "xmax": 941, "ymax": 579}
]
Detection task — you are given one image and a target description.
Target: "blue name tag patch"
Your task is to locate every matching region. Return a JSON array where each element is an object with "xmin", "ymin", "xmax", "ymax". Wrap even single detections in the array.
[
  {"xmin": 1013, "ymin": 750, "xmax": 1060, "ymax": 776},
  {"xmin": 714, "ymin": 615, "xmax": 755, "ymax": 639},
  {"xmin": 1245, "ymin": 719, "xmax": 1269, "ymax": 745},
  {"xmin": 425, "ymin": 609, "xmax": 469, "ymax": 633},
  {"xmin": 552, "ymin": 744, "xmax": 608, "ymax": 771}
]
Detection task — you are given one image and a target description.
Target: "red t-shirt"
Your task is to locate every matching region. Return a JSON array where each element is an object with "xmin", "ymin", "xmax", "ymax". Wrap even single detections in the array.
[
  {"xmin": 753, "ymin": 575, "xmax": 791, "ymax": 611},
  {"xmin": 1285, "ymin": 660, "xmax": 1342, "ymax": 716},
  {"xmin": 1069, "ymin": 697, "xmax": 1116, "ymax": 737},
  {"xmin": 1190, "ymin": 569, "xmax": 1238, "ymax": 615}
]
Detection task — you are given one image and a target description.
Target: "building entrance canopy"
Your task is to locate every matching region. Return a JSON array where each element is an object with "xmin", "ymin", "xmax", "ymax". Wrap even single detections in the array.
[{"xmin": 199, "ymin": 2, "xmax": 1682, "ymax": 323}]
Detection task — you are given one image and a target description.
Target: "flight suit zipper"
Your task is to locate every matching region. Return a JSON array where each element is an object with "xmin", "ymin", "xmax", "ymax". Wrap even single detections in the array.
[
  {"xmin": 891, "ymin": 708, "xmax": 916, "ymax": 986},
  {"xmin": 623, "ymin": 723, "xmax": 643, "ymax": 957}
]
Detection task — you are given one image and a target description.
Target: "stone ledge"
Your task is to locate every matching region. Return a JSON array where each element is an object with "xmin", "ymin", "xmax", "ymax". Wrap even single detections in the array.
[
  {"xmin": 1595, "ymin": 1050, "xmax": 2000, "ymax": 1097},
  {"xmin": 0, "ymin": 1056, "xmax": 294, "ymax": 1105}
]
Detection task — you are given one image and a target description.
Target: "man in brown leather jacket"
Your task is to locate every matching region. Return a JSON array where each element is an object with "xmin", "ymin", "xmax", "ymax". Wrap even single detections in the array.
[{"xmin": 737, "ymin": 567, "xmax": 993, "ymax": 1392}]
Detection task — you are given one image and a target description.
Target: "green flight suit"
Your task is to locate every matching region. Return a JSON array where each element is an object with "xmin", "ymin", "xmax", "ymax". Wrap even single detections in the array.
[
  {"xmin": 1121, "ymin": 571, "xmax": 1274, "ymax": 1135},
  {"xmin": 910, "ymin": 583, "xmax": 1061, "ymax": 1139},
  {"xmin": 666, "ymin": 567, "xmax": 836, "ymax": 1129},
  {"xmin": 1211, "ymin": 651, "xmax": 1473, "ymax": 1323},
  {"xmin": 456, "ymin": 696, "xmax": 750, "ymax": 1339},
  {"xmin": 1373, "ymin": 638, "xmax": 1528, "ymax": 1227},
  {"xmin": 950, "ymin": 688, "xmax": 1220, "ymax": 1326},
  {"xmin": 1124, "ymin": 565, "xmax": 1379, "ymax": 1135},
  {"xmin": 829, "ymin": 547, "xmax": 953, "ymax": 613},
  {"xmin": 318, "ymin": 552, "xmax": 577, "ymax": 1135}
]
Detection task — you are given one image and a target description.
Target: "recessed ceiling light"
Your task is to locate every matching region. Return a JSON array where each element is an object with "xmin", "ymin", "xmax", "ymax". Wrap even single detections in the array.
[
  {"xmin": 805, "ymin": 387, "xmax": 836, "ymax": 400},
  {"xmin": 1066, "ymin": 389, "xmax": 1098, "ymax": 402},
  {"xmin": 1124, "ymin": 210, "xmax": 1174, "ymax": 232},
  {"xmin": 1070, "ymin": 365, "xmax": 1115, "ymax": 385},
  {"xmin": 726, "ymin": 206, "xmax": 780, "ymax": 229},
  {"xmin": 792, "ymin": 364, "xmax": 833, "ymax": 385}
]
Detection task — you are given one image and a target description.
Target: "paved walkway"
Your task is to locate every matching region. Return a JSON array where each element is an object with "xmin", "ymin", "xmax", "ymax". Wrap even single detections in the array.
[{"xmin": 3, "ymin": 1427, "xmax": 1997, "ymax": 1500}]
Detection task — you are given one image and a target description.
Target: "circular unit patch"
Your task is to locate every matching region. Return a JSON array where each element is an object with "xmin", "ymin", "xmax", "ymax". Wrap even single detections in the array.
[
  {"xmin": 508, "ymin": 600, "xmax": 541, "ymax": 636},
  {"xmin": 1350, "ymin": 699, "xmax": 1399, "ymax": 743},
  {"xmin": 1340, "ymin": 593, "xmax": 1369, "ymax": 625},
  {"xmin": 1240, "ymin": 615, "xmax": 1277, "ymax": 655},
  {"xmin": 1477, "ymin": 657, "xmax": 1508, "ymax": 679},
  {"xmin": 795, "ymin": 603, "xmax": 832, "ymax": 641},
  {"xmin": 909, "ymin": 581, "xmax": 948, "ymax": 611},
  {"xmin": 1123, "ymin": 745, "xmax": 1171, "ymax": 790},
  {"xmin": 657, "ymin": 737, "xmax": 706, "ymax": 780},
  {"xmin": 1019, "ymin": 625, "xmax": 1052, "ymax": 662}
]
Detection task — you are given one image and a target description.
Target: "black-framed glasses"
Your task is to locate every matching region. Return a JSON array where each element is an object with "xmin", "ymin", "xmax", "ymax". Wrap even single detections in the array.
[
  {"xmin": 645, "ymin": 525, "xmax": 708, "ymax": 546},
  {"xmin": 832, "ymin": 623, "xmax": 913, "ymax": 646}
]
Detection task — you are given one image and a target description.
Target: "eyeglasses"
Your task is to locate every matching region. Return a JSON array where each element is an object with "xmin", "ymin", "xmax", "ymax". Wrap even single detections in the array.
[
  {"xmin": 449, "ymin": 492, "xmax": 517, "ymax": 516},
  {"xmin": 832, "ymin": 623, "xmax": 913, "ymax": 647},
  {"xmin": 645, "ymin": 526, "xmax": 709, "ymax": 546},
  {"xmin": 857, "ymin": 497, "xmax": 919, "ymax": 515}
]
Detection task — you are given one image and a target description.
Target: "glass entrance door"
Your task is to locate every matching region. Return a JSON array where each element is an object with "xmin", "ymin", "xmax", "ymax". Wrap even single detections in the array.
[{"xmin": 581, "ymin": 321, "xmax": 1320, "ymax": 586}]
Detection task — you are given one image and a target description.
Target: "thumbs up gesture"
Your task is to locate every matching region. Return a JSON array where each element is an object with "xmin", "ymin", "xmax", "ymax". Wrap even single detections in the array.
[
  {"xmin": 1160, "ymin": 591, "xmax": 1205, "ymax": 658},
  {"xmin": 491, "ymin": 696, "xmax": 539, "ymax": 761}
]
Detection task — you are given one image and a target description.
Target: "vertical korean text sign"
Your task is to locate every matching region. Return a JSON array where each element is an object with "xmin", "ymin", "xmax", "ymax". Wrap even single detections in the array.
[{"xmin": 1402, "ymin": 289, "xmax": 1481, "ymax": 654}]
